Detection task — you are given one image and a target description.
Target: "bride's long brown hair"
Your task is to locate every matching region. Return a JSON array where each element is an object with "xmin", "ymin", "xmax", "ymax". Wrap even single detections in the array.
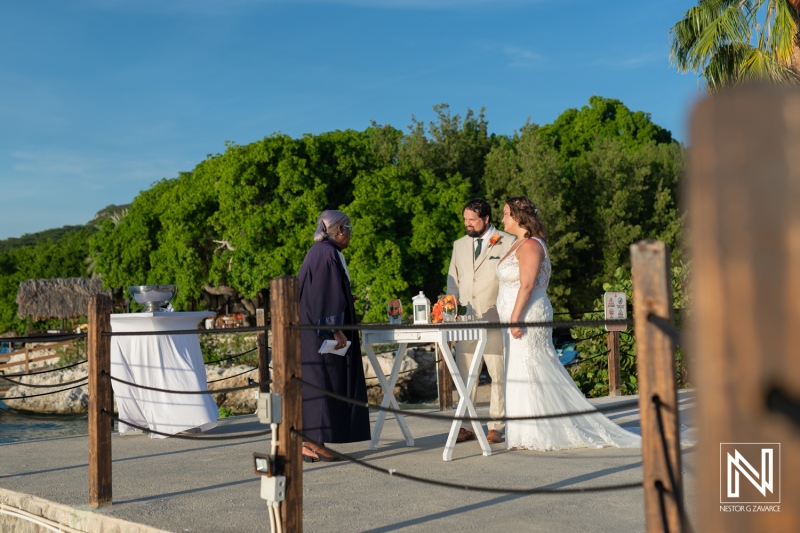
[{"xmin": 506, "ymin": 196, "xmax": 546, "ymax": 240}]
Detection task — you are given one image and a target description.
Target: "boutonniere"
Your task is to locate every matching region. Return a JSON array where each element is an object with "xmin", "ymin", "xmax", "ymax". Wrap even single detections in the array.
[{"xmin": 489, "ymin": 234, "xmax": 501, "ymax": 246}]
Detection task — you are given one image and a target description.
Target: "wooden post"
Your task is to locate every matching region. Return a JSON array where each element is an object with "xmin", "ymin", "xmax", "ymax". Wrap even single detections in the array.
[
  {"xmin": 631, "ymin": 239, "xmax": 683, "ymax": 533},
  {"xmin": 688, "ymin": 85, "xmax": 800, "ymax": 532},
  {"xmin": 437, "ymin": 344, "xmax": 453, "ymax": 411},
  {"xmin": 607, "ymin": 331, "xmax": 621, "ymax": 396},
  {"xmin": 257, "ymin": 308, "xmax": 270, "ymax": 393},
  {"xmin": 87, "ymin": 294, "xmax": 113, "ymax": 508},
  {"xmin": 270, "ymin": 276, "xmax": 302, "ymax": 533},
  {"xmin": 24, "ymin": 344, "xmax": 29, "ymax": 374}
]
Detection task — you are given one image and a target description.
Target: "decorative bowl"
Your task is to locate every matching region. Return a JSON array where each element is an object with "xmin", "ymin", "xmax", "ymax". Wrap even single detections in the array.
[{"xmin": 129, "ymin": 285, "xmax": 177, "ymax": 312}]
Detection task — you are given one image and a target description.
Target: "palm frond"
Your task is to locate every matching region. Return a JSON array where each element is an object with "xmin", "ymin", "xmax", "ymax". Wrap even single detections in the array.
[{"xmin": 768, "ymin": 0, "xmax": 799, "ymax": 65}]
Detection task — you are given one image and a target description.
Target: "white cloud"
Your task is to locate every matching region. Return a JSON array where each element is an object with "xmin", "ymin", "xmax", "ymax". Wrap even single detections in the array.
[
  {"xmin": 593, "ymin": 51, "xmax": 663, "ymax": 70},
  {"xmin": 501, "ymin": 45, "xmax": 544, "ymax": 69}
]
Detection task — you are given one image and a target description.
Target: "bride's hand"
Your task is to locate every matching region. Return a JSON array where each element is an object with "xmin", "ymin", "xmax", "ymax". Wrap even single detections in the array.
[{"xmin": 510, "ymin": 326, "xmax": 523, "ymax": 339}]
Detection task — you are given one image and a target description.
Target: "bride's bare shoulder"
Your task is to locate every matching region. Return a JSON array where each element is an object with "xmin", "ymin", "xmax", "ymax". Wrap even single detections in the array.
[{"xmin": 517, "ymin": 238, "xmax": 545, "ymax": 260}]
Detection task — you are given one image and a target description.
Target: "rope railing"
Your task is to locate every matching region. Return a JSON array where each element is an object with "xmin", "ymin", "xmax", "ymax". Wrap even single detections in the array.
[
  {"xmin": 0, "ymin": 405, "xmax": 88, "ymax": 420},
  {"xmin": 0, "ymin": 374, "xmax": 89, "ymax": 388},
  {"xmin": 102, "ymin": 371, "xmax": 269, "ymax": 395},
  {"xmin": 291, "ymin": 318, "xmax": 633, "ymax": 331},
  {"xmin": 207, "ymin": 367, "xmax": 257, "ymax": 383},
  {"xmin": 765, "ymin": 386, "xmax": 800, "ymax": 427},
  {"xmin": 653, "ymin": 395, "xmax": 694, "ymax": 533},
  {"xmin": 294, "ymin": 375, "xmax": 641, "ymax": 423},
  {"xmin": 1, "ymin": 380, "xmax": 88, "ymax": 400},
  {"xmin": 101, "ymin": 410, "xmax": 271, "ymax": 440},
  {"xmin": 0, "ymin": 358, "xmax": 87, "ymax": 377},
  {"xmin": 0, "ymin": 332, "xmax": 86, "ymax": 344},
  {"xmin": 101, "ymin": 325, "xmax": 270, "ymax": 337},
  {"xmin": 647, "ymin": 314, "xmax": 681, "ymax": 346},
  {"xmin": 571, "ymin": 331, "xmax": 609, "ymax": 343},
  {"xmin": 564, "ymin": 349, "xmax": 611, "ymax": 367},
  {"xmin": 293, "ymin": 428, "xmax": 643, "ymax": 494},
  {"xmin": 204, "ymin": 346, "xmax": 259, "ymax": 365}
]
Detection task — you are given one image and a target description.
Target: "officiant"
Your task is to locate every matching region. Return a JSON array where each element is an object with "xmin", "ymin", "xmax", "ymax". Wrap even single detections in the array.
[{"xmin": 297, "ymin": 210, "xmax": 371, "ymax": 462}]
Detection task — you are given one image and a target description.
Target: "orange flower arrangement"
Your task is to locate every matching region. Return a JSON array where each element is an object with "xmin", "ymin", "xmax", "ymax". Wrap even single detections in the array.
[
  {"xmin": 489, "ymin": 234, "xmax": 501, "ymax": 246},
  {"xmin": 431, "ymin": 294, "xmax": 458, "ymax": 323}
]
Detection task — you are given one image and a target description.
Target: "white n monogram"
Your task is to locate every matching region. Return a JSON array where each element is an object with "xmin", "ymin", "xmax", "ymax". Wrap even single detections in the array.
[{"xmin": 727, "ymin": 448, "xmax": 773, "ymax": 498}]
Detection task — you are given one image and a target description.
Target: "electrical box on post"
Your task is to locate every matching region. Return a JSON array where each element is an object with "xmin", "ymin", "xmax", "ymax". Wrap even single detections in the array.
[
  {"xmin": 257, "ymin": 392, "xmax": 282, "ymax": 424},
  {"xmin": 261, "ymin": 475, "xmax": 286, "ymax": 502}
]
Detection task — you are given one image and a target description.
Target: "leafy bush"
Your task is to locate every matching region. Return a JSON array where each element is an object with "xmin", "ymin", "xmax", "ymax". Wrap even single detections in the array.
[
  {"xmin": 567, "ymin": 262, "xmax": 690, "ymax": 397},
  {"xmin": 199, "ymin": 332, "xmax": 258, "ymax": 367}
]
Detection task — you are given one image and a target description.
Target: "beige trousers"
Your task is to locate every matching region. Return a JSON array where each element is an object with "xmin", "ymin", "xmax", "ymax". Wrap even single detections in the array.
[{"xmin": 454, "ymin": 329, "xmax": 505, "ymax": 432}]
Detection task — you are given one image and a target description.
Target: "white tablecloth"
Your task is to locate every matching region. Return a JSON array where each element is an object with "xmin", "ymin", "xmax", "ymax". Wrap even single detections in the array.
[{"xmin": 110, "ymin": 312, "xmax": 218, "ymax": 438}]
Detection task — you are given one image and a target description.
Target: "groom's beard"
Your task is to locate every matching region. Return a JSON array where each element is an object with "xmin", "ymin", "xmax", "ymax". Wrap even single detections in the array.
[{"xmin": 466, "ymin": 227, "xmax": 487, "ymax": 238}]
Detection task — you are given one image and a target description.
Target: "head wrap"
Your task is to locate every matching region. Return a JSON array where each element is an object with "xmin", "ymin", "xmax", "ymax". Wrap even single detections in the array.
[{"xmin": 313, "ymin": 210, "xmax": 351, "ymax": 243}]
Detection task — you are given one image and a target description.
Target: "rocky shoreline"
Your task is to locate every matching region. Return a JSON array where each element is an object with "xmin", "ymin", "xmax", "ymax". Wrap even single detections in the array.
[{"xmin": 1, "ymin": 345, "xmax": 440, "ymax": 415}]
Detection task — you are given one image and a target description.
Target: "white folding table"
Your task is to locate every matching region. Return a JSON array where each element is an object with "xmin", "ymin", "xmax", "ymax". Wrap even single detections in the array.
[{"xmin": 361, "ymin": 325, "xmax": 491, "ymax": 461}]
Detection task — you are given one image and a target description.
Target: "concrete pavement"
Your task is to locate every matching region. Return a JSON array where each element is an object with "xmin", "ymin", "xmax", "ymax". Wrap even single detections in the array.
[{"xmin": 0, "ymin": 389, "xmax": 696, "ymax": 532}]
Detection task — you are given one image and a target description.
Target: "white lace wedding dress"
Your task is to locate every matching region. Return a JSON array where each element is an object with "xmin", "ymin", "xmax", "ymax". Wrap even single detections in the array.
[{"xmin": 497, "ymin": 237, "xmax": 641, "ymax": 450}]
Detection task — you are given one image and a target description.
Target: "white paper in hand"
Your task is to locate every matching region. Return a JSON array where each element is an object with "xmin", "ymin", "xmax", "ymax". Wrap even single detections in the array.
[{"xmin": 318, "ymin": 340, "xmax": 351, "ymax": 356}]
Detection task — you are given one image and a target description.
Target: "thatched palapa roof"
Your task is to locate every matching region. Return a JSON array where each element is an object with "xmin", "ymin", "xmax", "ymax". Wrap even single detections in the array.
[{"xmin": 16, "ymin": 278, "xmax": 112, "ymax": 320}]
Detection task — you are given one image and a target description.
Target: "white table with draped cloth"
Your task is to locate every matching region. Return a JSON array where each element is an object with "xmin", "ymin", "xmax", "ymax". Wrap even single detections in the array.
[
  {"xmin": 361, "ymin": 324, "xmax": 490, "ymax": 461},
  {"xmin": 110, "ymin": 311, "xmax": 218, "ymax": 438}
]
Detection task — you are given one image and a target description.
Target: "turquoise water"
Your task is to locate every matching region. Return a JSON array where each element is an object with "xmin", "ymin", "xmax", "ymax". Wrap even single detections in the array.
[
  {"xmin": 0, "ymin": 401, "xmax": 92, "ymax": 444},
  {"xmin": 0, "ymin": 399, "xmax": 440, "ymax": 445}
]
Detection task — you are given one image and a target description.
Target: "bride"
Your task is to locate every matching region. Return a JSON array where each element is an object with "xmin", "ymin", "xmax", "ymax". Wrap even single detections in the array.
[{"xmin": 497, "ymin": 197, "xmax": 641, "ymax": 451}]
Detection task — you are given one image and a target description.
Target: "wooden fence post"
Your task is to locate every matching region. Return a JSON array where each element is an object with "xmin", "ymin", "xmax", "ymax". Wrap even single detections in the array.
[
  {"xmin": 437, "ymin": 344, "xmax": 453, "ymax": 411},
  {"xmin": 607, "ymin": 331, "xmax": 621, "ymax": 396},
  {"xmin": 24, "ymin": 344, "xmax": 30, "ymax": 374},
  {"xmin": 87, "ymin": 293, "xmax": 113, "ymax": 508},
  {"xmin": 631, "ymin": 239, "xmax": 683, "ymax": 533},
  {"xmin": 270, "ymin": 276, "xmax": 302, "ymax": 533},
  {"xmin": 257, "ymin": 308, "xmax": 270, "ymax": 393},
  {"xmin": 688, "ymin": 85, "xmax": 800, "ymax": 532}
]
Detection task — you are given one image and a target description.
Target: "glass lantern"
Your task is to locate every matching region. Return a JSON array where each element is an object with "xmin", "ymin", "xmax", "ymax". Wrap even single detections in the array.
[{"xmin": 412, "ymin": 291, "xmax": 431, "ymax": 324}]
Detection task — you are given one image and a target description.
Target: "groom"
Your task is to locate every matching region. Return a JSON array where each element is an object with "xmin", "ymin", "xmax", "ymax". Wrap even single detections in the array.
[{"xmin": 446, "ymin": 198, "xmax": 514, "ymax": 444}]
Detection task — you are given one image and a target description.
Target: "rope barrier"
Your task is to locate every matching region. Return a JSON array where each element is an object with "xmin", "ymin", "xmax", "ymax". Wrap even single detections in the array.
[
  {"xmin": 207, "ymin": 367, "xmax": 257, "ymax": 383},
  {"xmin": 103, "ymin": 371, "xmax": 269, "ymax": 395},
  {"xmin": 0, "ymin": 358, "xmax": 87, "ymax": 377},
  {"xmin": 0, "ymin": 332, "xmax": 86, "ymax": 344},
  {"xmin": 293, "ymin": 429, "xmax": 642, "ymax": 494},
  {"xmin": 204, "ymin": 347, "xmax": 259, "ymax": 365},
  {"xmin": 0, "ymin": 374, "xmax": 89, "ymax": 388},
  {"xmin": 647, "ymin": 314, "xmax": 681, "ymax": 346},
  {"xmin": 291, "ymin": 318, "xmax": 632, "ymax": 331},
  {"xmin": 653, "ymin": 395, "xmax": 694, "ymax": 533},
  {"xmin": 101, "ymin": 410, "xmax": 271, "ymax": 440},
  {"xmin": 571, "ymin": 331, "xmax": 609, "ymax": 343},
  {"xmin": 564, "ymin": 349, "xmax": 611, "ymax": 367},
  {"xmin": 765, "ymin": 386, "xmax": 800, "ymax": 427},
  {"xmin": 0, "ymin": 405, "xmax": 88, "ymax": 420},
  {"xmin": 1, "ymin": 380, "xmax": 87, "ymax": 400},
  {"xmin": 293, "ymin": 376, "xmax": 640, "ymax": 422},
  {"xmin": 102, "ymin": 325, "xmax": 269, "ymax": 337}
]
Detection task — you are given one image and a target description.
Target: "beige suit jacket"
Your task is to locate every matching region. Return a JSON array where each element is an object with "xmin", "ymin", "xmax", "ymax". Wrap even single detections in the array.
[{"xmin": 446, "ymin": 227, "xmax": 515, "ymax": 328}]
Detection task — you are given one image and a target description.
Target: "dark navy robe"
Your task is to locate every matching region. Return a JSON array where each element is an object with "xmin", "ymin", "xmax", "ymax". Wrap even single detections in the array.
[{"xmin": 297, "ymin": 239, "xmax": 371, "ymax": 443}]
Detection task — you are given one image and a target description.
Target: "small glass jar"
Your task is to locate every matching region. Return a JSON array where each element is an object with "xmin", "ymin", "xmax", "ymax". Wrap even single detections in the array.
[{"xmin": 441, "ymin": 295, "xmax": 458, "ymax": 322}]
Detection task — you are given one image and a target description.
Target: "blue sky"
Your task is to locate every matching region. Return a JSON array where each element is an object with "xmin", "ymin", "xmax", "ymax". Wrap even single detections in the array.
[{"xmin": 0, "ymin": 0, "xmax": 703, "ymax": 240}]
